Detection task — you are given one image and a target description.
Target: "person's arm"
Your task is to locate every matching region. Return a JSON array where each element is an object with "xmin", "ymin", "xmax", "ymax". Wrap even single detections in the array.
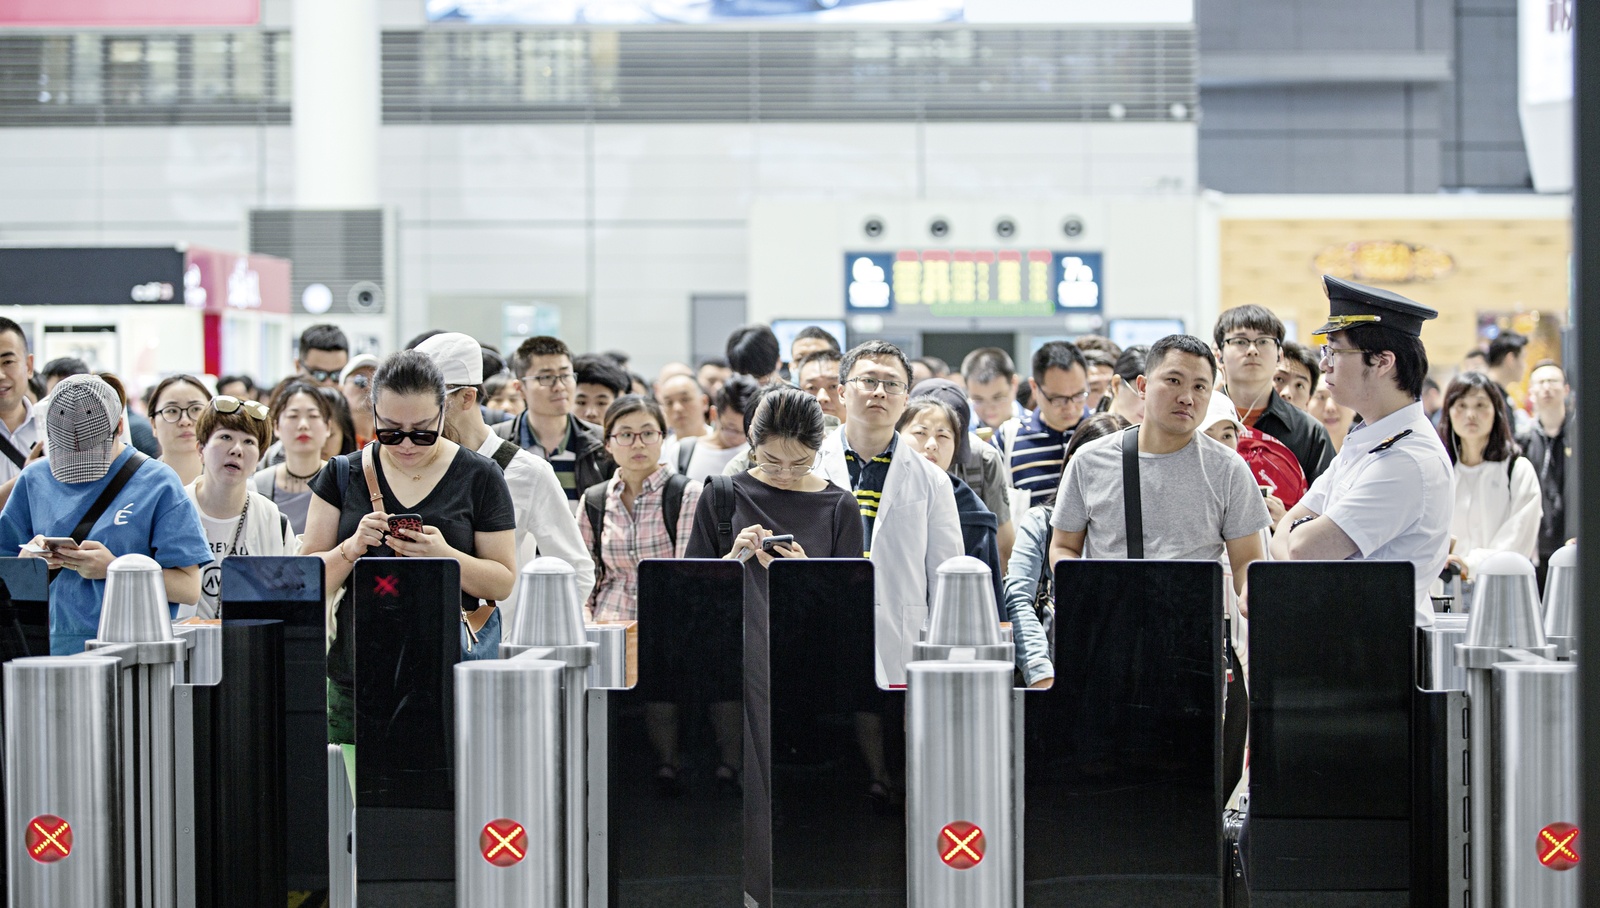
[
  {"xmin": 996, "ymin": 519, "xmax": 1015, "ymax": 570},
  {"xmin": 1281, "ymin": 512, "xmax": 1361, "ymax": 562},
  {"xmin": 1001, "ymin": 512, "xmax": 1053, "ymax": 688},
  {"xmin": 1268, "ymin": 501, "xmax": 1315, "ymax": 561},
  {"xmin": 1224, "ymin": 531, "xmax": 1265, "ymax": 595},
  {"xmin": 387, "ymin": 524, "xmax": 516, "ymax": 602},
  {"xmin": 161, "ymin": 565, "xmax": 201, "ymax": 605},
  {"xmin": 300, "ymin": 496, "xmax": 386, "ymax": 592},
  {"xmin": 1047, "ymin": 526, "xmax": 1085, "ymax": 568},
  {"xmin": 673, "ymin": 484, "xmax": 703, "ymax": 559},
  {"xmin": 530, "ymin": 465, "xmax": 596, "ymax": 605}
]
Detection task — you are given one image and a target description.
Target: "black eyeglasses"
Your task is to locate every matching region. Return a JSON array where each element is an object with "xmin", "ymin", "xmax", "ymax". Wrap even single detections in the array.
[
  {"xmin": 374, "ymin": 412, "xmax": 444, "ymax": 446},
  {"xmin": 304, "ymin": 368, "xmax": 340, "ymax": 383},
  {"xmin": 156, "ymin": 403, "xmax": 207, "ymax": 423}
]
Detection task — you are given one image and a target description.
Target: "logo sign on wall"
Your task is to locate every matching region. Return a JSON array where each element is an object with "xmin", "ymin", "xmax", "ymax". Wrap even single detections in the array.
[{"xmin": 845, "ymin": 250, "xmax": 1102, "ymax": 317}]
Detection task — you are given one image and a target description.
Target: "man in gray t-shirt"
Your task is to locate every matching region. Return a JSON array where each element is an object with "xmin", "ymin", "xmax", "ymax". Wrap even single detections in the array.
[{"xmin": 1049, "ymin": 335, "xmax": 1270, "ymax": 593}]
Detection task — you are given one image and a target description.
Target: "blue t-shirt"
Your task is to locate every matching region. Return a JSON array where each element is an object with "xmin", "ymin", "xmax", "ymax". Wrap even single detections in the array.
[{"xmin": 0, "ymin": 449, "xmax": 212, "ymax": 654}]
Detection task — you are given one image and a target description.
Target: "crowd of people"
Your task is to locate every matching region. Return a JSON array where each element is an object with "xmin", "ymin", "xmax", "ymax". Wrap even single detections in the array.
[{"xmin": 0, "ymin": 276, "xmax": 1576, "ymax": 794}]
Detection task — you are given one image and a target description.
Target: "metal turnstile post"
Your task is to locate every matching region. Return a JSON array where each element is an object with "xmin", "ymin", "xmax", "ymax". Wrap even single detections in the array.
[
  {"xmin": 905, "ymin": 556, "xmax": 1016, "ymax": 908},
  {"xmin": 1493, "ymin": 660, "xmax": 1579, "ymax": 906},
  {"xmin": 1542, "ymin": 544, "xmax": 1577, "ymax": 660}
]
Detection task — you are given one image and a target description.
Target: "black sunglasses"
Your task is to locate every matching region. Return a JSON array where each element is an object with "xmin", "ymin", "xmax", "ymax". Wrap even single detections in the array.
[
  {"xmin": 304, "ymin": 368, "xmax": 340, "ymax": 383},
  {"xmin": 375, "ymin": 427, "xmax": 441, "ymax": 446}
]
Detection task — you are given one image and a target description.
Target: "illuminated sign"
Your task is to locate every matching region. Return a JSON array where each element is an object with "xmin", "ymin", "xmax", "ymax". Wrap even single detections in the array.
[
  {"xmin": 374, "ymin": 575, "xmax": 400, "ymax": 598},
  {"xmin": 26, "ymin": 815, "xmax": 71, "ymax": 863},
  {"xmin": 845, "ymin": 251, "xmax": 1102, "ymax": 317},
  {"xmin": 938, "ymin": 820, "xmax": 985, "ymax": 870},
  {"xmin": 481, "ymin": 818, "xmax": 528, "ymax": 867},
  {"xmin": 1538, "ymin": 822, "xmax": 1579, "ymax": 870}
]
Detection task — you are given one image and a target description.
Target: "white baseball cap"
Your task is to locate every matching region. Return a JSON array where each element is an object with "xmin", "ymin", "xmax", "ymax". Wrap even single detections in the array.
[
  {"xmin": 1199, "ymin": 390, "xmax": 1244, "ymax": 436},
  {"xmin": 339, "ymin": 353, "xmax": 380, "ymax": 385},
  {"xmin": 415, "ymin": 332, "xmax": 483, "ymax": 387}
]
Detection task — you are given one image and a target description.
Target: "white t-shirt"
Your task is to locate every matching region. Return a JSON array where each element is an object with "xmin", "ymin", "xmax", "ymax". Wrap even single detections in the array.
[
  {"xmin": 1450, "ymin": 456, "xmax": 1542, "ymax": 571},
  {"xmin": 1051, "ymin": 429, "xmax": 1272, "ymax": 561},
  {"xmin": 182, "ymin": 485, "xmax": 297, "ymax": 619},
  {"xmin": 684, "ymin": 441, "xmax": 748, "ymax": 482}
]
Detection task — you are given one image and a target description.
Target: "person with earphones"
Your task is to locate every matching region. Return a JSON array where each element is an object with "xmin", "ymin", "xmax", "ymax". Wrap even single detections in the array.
[{"xmin": 1212, "ymin": 304, "xmax": 1334, "ymax": 485}]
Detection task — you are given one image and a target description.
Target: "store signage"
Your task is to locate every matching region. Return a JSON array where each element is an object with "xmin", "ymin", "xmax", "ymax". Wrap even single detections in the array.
[
  {"xmin": 845, "ymin": 250, "xmax": 1102, "ymax": 317},
  {"xmin": 0, "ymin": 0, "xmax": 259, "ymax": 27},
  {"xmin": 1312, "ymin": 241, "xmax": 1455, "ymax": 285},
  {"xmin": 938, "ymin": 821, "xmax": 985, "ymax": 870}
]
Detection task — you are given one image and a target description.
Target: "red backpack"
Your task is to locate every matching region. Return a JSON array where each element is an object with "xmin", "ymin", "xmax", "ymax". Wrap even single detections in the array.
[{"xmin": 1236, "ymin": 426, "xmax": 1308, "ymax": 508}]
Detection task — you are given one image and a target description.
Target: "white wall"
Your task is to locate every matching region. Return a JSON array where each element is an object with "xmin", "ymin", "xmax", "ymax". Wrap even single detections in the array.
[{"xmin": 0, "ymin": 120, "xmax": 1197, "ymax": 378}]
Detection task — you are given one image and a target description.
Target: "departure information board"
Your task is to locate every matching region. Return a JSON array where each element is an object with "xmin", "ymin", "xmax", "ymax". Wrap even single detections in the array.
[{"xmin": 845, "ymin": 250, "xmax": 1102, "ymax": 317}]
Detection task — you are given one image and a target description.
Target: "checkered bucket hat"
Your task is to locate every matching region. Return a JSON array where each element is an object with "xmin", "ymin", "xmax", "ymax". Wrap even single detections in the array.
[{"xmin": 46, "ymin": 375, "xmax": 123, "ymax": 484}]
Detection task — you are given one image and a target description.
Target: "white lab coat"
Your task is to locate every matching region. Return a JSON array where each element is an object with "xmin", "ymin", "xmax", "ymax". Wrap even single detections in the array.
[{"xmin": 814, "ymin": 427, "xmax": 964, "ymax": 687}]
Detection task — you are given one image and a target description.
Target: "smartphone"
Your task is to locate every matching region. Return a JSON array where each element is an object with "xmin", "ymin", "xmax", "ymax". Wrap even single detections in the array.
[
  {"xmin": 387, "ymin": 514, "xmax": 424, "ymax": 538},
  {"xmin": 1258, "ymin": 486, "xmax": 1271, "ymax": 498},
  {"xmin": 41, "ymin": 537, "xmax": 79, "ymax": 551},
  {"xmin": 762, "ymin": 534, "xmax": 795, "ymax": 552}
]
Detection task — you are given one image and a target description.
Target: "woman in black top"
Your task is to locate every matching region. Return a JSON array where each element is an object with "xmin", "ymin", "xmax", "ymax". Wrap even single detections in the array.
[
  {"xmin": 302, "ymin": 351, "xmax": 517, "ymax": 744},
  {"xmin": 685, "ymin": 388, "xmax": 866, "ymax": 891}
]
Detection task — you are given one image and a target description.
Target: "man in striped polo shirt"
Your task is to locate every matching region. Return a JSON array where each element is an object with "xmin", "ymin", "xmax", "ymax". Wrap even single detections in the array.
[{"xmin": 998, "ymin": 341, "xmax": 1091, "ymax": 508}]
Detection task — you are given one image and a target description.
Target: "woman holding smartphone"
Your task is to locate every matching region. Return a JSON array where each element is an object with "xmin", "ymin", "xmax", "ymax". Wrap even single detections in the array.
[{"xmin": 301, "ymin": 350, "xmax": 517, "ymax": 744}]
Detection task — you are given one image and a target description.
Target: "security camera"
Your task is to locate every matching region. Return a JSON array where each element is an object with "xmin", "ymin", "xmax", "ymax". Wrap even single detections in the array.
[
  {"xmin": 863, "ymin": 217, "xmax": 885, "ymax": 239},
  {"xmin": 929, "ymin": 218, "xmax": 950, "ymax": 239},
  {"xmin": 348, "ymin": 280, "xmax": 384, "ymax": 312},
  {"xmin": 1062, "ymin": 217, "xmax": 1085, "ymax": 238},
  {"xmin": 995, "ymin": 218, "xmax": 1016, "ymax": 239}
]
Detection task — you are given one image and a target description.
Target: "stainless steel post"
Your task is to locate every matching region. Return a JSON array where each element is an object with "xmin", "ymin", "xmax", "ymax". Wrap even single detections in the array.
[
  {"xmin": 906, "ymin": 556, "xmax": 1017, "ymax": 908},
  {"xmin": 4, "ymin": 655, "xmax": 123, "ymax": 908},
  {"xmin": 1454, "ymin": 552, "xmax": 1555, "ymax": 908},
  {"xmin": 1493, "ymin": 659, "xmax": 1579, "ymax": 906},
  {"xmin": 456, "ymin": 658, "xmax": 566, "ymax": 907},
  {"xmin": 326, "ymin": 745, "xmax": 354, "ymax": 908},
  {"xmin": 1542, "ymin": 543, "xmax": 1577, "ymax": 659}
]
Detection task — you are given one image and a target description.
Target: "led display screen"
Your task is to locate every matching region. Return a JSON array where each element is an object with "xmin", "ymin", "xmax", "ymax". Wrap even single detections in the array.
[{"xmin": 845, "ymin": 250, "xmax": 1101, "ymax": 317}]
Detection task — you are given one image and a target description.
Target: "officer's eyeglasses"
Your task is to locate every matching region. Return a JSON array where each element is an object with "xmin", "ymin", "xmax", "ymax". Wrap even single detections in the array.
[
  {"xmin": 523, "ymin": 372, "xmax": 575, "ymax": 389},
  {"xmin": 1318, "ymin": 344, "xmax": 1366, "ymax": 365},
  {"xmin": 608, "ymin": 429, "xmax": 662, "ymax": 446},
  {"xmin": 1223, "ymin": 336, "xmax": 1280, "ymax": 352}
]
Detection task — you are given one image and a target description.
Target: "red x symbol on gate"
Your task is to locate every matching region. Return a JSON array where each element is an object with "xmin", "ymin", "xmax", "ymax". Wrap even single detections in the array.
[
  {"xmin": 1540, "ymin": 825, "xmax": 1580, "ymax": 868},
  {"xmin": 938, "ymin": 821, "xmax": 985, "ymax": 870},
  {"xmin": 373, "ymin": 575, "xmax": 399, "ymax": 597},
  {"xmin": 480, "ymin": 820, "xmax": 527, "ymax": 867},
  {"xmin": 30, "ymin": 820, "xmax": 69, "ymax": 860}
]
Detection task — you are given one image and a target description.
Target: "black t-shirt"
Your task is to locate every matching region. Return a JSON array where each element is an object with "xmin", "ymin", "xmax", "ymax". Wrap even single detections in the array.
[{"xmin": 312, "ymin": 445, "xmax": 516, "ymax": 687}]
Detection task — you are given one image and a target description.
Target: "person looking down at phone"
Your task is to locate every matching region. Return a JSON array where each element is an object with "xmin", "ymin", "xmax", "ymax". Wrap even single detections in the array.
[
  {"xmin": 183, "ymin": 396, "xmax": 297, "ymax": 619},
  {"xmin": 301, "ymin": 351, "xmax": 516, "ymax": 745},
  {"xmin": 0, "ymin": 374, "xmax": 211, "ymax": 654}
]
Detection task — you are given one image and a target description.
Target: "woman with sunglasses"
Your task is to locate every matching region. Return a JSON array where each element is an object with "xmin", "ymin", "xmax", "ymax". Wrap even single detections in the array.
[
  {"xmin": 683, "ymin": 388, "xmax": 866, "ymax": 803},
  {"xmin": 183, "ymin": 396, "xmax": 297, "ymax": 619},
  {"xmin": 252, "ymin": 381, "xmax": 333, "ymax": 535},
  {"xmin": 149, "ymin": 374, "xmax": 213, "ymax": 486},
  {"xmin": 302, "ymin": 351, "xmax": 517, "ymax": 745}
]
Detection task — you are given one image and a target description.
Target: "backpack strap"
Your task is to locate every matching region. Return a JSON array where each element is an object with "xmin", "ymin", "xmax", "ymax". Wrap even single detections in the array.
[
  {"xmin": 709, "ymin": 474, "xmax": 737, "ymax": 556},
  {"xmin": 0, "ymin": 433, "xmax": 27, "ymax": 471},
  {"xmin": 1121, "ymin": 426, "xmax": 1144, "ymax": 559},
  {"xmin": 676, "ymin": 436, "xmax": 698, "ymax": 475},
  {"xmin": 661, "ymin": 472, "xmax": 689, "ymax": 550},
  {"xmin": 582, "ymin": 482, "xmax": 609, "ymax": 589},
  {"xmin": 490, "ymin": 439, "xmax": 519, "ymax": 472}
]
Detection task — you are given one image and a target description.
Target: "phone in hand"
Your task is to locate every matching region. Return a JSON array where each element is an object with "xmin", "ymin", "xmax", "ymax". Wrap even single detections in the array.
[
  {"xmin": 387, "ymin": 514, "xmax": 424, "ymax": 539},
  {"xmin": 761, "ymin": 534, "xmax": 795, "ymax": 553},
  {"xmin": 1258, "ymin": 485, "xmax": 1271, "ymax": 498},
  {"xmin": 42, "ymin": 537, "xmax": 79, "ymax": 552}
]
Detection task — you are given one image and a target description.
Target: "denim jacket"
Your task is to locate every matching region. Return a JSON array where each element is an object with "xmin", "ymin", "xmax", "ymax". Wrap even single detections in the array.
[{"xmin": 1001, "ymin": 505, "xmax": 1056, "ymax": 686}]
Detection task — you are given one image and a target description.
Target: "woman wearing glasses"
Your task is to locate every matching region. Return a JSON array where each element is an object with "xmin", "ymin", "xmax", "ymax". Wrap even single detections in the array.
[
  {"xmin": 183, "ymin": 396, "xmax": 297, "ymax": 619},
  {"xmin": 302, "ymin": 351, "xmax": 517, "ymax": 745},
  {"xmin": 148, "ymin": 374, "xmax": 213, "ymax": 485}
]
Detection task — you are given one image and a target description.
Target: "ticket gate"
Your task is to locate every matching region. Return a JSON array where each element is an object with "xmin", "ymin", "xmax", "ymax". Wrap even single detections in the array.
[{"xmin": 3, "ymin": 554, "xmax": 222, "ymax": 907}]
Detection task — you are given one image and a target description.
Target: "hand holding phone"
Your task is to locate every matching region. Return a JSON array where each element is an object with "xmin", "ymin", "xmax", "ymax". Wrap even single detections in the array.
[
  {"xmin": 387, "ymin": 514, "xmax": 424, "ymax": 539},
  {"xmin": 761, "ymin": 534, "xmax": 795, "ymax": 553},
  {"xmin": 42, "ymin": 537, "xmax": 79, "ymax": 552}
]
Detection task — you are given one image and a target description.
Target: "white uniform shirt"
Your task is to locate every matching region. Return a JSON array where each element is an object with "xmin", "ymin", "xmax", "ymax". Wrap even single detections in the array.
[
  {"xmin": 0, "ymin": 398, "xmax": 40, "ymax": 485},
  {"xmin": 1450, "ymin": 457, "xmax": 1542, "ymax": 571},
  {"xmin": 1298, "ymin": 401, "xmax": 1453, "ymax": 625},
  {"xmin": 475, "ymin": 434, "xmax": 596, "ymax": 626}
]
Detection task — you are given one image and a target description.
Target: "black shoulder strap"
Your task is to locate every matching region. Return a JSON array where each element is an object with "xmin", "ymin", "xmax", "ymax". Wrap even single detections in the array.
[
  {"xmin": 333, "ymin": 454, "xmax": 351, "ymax": 499},
  {"xmin": 710, "ymin": 474, "xmax": 737, "ymax": 556},
  {"xmin": 583, "ymin": 483, "xmax": 609, "ymax": 588},
  {"xmin": 1507, "ymin": 453, "xmax": 1521, "ymax": 484},
  {"xmin": 676, "ymin": 436, "xmax": 697, "ymax": 474},
  {"xmin": 0, "ymin": 433, "xmax": 26, "ymax": 470},
  {"xmin": 662, "ymin": 473, "xmax": 688, "ymax": 549},
  {"xmin": 71, "ymin": 452, "xmax": 148, "ymax": 544},
  {"xmin": 1121, "ymin": 426, "xmax": 1143, "ymax": 560},
  {"xmin": 490, "ymin": 439, "xmax": 519, "ymax": 472}
]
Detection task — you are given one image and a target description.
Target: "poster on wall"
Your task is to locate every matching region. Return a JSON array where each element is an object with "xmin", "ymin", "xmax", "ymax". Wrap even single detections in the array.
[{"xmin": 427, "ymin": 0, "xmax": 1190, "ymax": 25}]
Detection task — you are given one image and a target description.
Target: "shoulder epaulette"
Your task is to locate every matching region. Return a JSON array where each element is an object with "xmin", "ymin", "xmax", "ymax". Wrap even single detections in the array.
[{"xmin": 1367, "ymin": 428, "xmax": 1413, "ymax": 454}]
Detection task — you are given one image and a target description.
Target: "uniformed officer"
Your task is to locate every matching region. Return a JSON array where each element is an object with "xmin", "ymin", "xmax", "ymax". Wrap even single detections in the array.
[{"xmin": 1267, "ymin": 276, "xmax": 1453, "ymax": 625}]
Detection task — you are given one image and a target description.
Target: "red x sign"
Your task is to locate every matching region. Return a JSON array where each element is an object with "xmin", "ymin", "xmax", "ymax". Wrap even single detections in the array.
[
  {"xmin": 25, "ymin": 815, "xmax": 71, "ymax": 863},
  {"xmin": 938, "ymin": 821, "xmax": 985, "ymax": 870},
  {"xmin": 480, "ymin": 819, "xmax": 527, "ymax": 867},
  {"xmin": 1538, "ymin": 822, "xmax": 1579, "ymax": 871},
  {"xmin": 373, "ymin": 575, "xmax": 399, "ymax": 597}
]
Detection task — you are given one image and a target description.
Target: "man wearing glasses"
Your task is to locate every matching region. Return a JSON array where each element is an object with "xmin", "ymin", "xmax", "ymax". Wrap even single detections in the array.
[
  {"xmin": 814, "ymin": 340, "xmax": 962, "ymax": 687},
  {"xmin": 997, "ymin": 341, "xmax": 1092, "ymax": 508},
  {"xmin": 494, "ymin": 335, "xmax": 615, "ymax": 513},
  {"xmin": 294, "ymin": 324, "xmax": 350, "ymax": 389},
  {"xmin": 1212, "ymin": 305, "xmax": 1334, "ymax": 483},
  {"xmin": 1269, "ymin": 277, "xmax": 1451, "ymax": 626}
]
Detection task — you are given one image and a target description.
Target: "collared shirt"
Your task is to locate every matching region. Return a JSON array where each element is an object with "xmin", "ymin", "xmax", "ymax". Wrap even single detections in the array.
[
  {"xmin": 520, "ymin": 414, "xmax": 581, "ymax": 505},
  {"xmin": 1247, "ymin": 388, "xmax": 1334, "ymax": 483},
  {"xmin": 0, "ymin": 398, "xmax": 39, "ymax": 485},
  {"xmin": 1005, "ymin": 408, "xmax": 1081, "ymax": 507},
  {"xmin": 474, "ymin": 432, "xmax": 596, "ymax": 609},
  {"xmin": 578, "ymin": 466, "xmax": 701, "ymax": 623},
  {"xmin": 1299, "ymin": 401, "xmax": 1453, "ymax": 625},
  {"xmin": 842, "ymin": 431, "xmax": 896, "ymax": 557}
]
